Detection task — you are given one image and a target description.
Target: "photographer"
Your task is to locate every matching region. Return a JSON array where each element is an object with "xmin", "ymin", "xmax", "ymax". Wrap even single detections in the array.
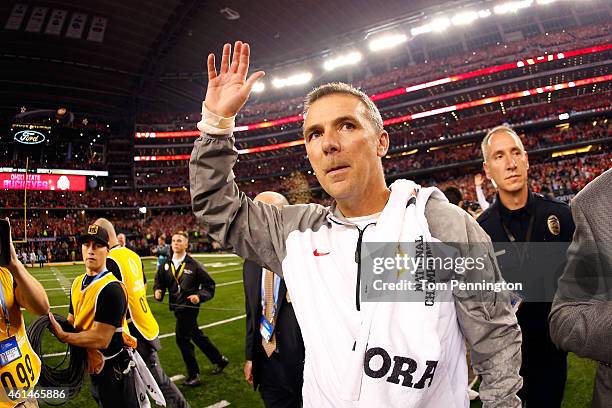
[{"xmin": 443, "ymin": 186, "xmax": 483, "ymax": 219}]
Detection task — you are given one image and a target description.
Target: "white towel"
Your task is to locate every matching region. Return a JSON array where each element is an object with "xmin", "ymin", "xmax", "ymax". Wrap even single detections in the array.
[
  {"xmin": 338, "ymin": 179, "xmax": 447, "ymax": 402},
  {"xmin": 126, "ymin": 349, "xmax": 167, "ymax": 407}
]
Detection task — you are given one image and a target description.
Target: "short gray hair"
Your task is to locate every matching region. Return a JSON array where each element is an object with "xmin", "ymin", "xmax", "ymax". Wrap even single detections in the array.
[
  {"xmin": 481, "ymin": 124, "xmax": 525, "ymax": 162},
  {"xmin": 302, "ymin": 82, "xmax": 384, "ymax": 134}
]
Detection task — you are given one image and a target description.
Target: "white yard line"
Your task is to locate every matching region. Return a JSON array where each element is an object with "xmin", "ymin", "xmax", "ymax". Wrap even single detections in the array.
[
  {"xmin": 43, "ymin": 282, "xmax": 242, "ymax": 311},
  {"xmin": 208, "ymin": 269, "xmax": 241, "ymax": 275},
  {"xmin": 51, "ymin": 267, "xmax": 71, "ymax": 296},
  {"xmin": 216, "ymin": 280, "xmax": 243, "ymax": 287},
  {"xmin": 158, "ymin": 314, "xmax": 245, "ymax": 339},
  {"xmin": 43, "ymin": 314, "xmax": 246, "ymax": 357},
  {"xmin": 205, "ymin": 401, "xmax": 231, "ymax": 408},
  {"xmin": 206, "ymin": 262, "xmax": 242, "ymax": 268}
]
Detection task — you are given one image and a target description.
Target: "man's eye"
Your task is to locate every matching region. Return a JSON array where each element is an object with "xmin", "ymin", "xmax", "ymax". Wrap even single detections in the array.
[
  {"xmin": 308, "ymin": 132, "xmax": 321, "ymax": 140},
  {"xmin": 341, "ymin": 122, "xmax": 355, "ymax": 130}
]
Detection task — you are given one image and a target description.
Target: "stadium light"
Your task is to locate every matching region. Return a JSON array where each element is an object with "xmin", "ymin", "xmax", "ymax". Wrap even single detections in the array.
[
  {"xmin": 368, "ymin": 34, "xmax": 408, "ymax": 52},
  {"xmin": 451, "ymin": 11, "xmax": 479, "ymax": 26},
  {"xmin": 252, "ymin": 81, "xmax": 265, "ymax": 93},
  {"xmin": 139, "ymin": 207, "xmax": 147, "ymax": 214},
  {"xmin": 494, "ymin": 0, "xmax": 533, "ymax": 14},
  {"xmin": 536, "ymin": 0, "xmax": 556, "ymax": 4},
  {"xmin": 272, "ymin": 72, "xmax": 313, "ymax": 88},
  {"xmin": 478, "ymin": 9, "xmax": 492, "ymax": 18},
  {"xmin": 410, "ymin": 17, "xmax": 450, "ymax": 36},
  {"xmin": 323, "ymin": 52, "xmax": 362, "ymax": 71}
]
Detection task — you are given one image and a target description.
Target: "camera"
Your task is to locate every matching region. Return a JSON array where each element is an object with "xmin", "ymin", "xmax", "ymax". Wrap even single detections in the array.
[{"xmin": 461, "ymin": 201, "xmax": 481, "ymax": 213}]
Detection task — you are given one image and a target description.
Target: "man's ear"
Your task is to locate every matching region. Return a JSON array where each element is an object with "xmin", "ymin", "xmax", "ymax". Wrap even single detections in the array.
[
  {"xmin": 483, "ymin": 161, "xmax": 491, "ymax": 180},
  {"xmin": 377, "ymin": 131, "xmax": 389, "ymax": 158}
]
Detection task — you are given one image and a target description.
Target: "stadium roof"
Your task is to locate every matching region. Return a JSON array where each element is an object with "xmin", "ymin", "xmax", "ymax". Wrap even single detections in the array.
[{"xmin": 0, "ymin": 0, "xmax": 442, "ymax": 119}]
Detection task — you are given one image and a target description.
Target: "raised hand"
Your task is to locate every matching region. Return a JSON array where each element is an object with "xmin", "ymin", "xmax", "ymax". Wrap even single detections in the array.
[
  {"xmin": 205, "ymin": 41, "xmax": 265, "ymax": 118},
  {"xmin": 474, "ymin": 173, "xmax": 484, "ymax": 187}
]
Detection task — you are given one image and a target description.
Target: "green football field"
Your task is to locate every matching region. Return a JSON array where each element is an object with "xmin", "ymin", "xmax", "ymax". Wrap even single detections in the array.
[{"xmin": 20, "ymin": 253, "xmax": 596, "ymax": 408}]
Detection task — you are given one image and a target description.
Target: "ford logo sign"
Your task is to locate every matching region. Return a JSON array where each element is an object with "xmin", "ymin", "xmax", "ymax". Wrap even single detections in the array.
[{"xmin": 14, "ymin": 130, "xmax": 46, "ymax": 145}]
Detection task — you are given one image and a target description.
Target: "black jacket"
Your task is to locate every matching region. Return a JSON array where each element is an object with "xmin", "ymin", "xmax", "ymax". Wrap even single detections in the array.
[
  {"xmin": 478, "ymin": 190, "xmax": 575, "ymax": 244},
  {"xmin": 478, "ymin": 190, "xmax": 575, "ymax": 331},
  {"xmin": 243, "ymin": 260, "xmax": 304, "ymax": 391},
  {"xmin": 154, "ymin": 253, "xmax": 215, "ymax": 312}
]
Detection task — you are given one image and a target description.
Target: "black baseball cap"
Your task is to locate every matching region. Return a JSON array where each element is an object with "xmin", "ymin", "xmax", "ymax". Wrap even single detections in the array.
[{"xmin": 77, "ymin": 224, "xmax": 110, "ymax": 247}]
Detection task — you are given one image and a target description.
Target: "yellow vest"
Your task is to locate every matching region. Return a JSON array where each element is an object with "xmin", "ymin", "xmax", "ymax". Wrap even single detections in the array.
[
  {"xmin": 109, "ymin": 248, "xmax": 159, "ymax": 340},
  {"xmin": 0, "ymin": 267, "xmax": 41, "ymax": 408},
  {"xmin": 70, "ymin": 271, "xmax": 136, "ymax": 373}
]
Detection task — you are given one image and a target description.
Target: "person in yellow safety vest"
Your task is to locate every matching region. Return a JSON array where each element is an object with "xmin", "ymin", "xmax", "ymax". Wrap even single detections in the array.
[
  {"xmin": 92, "ymin": 218, "xmax": 190, "ymax": 408},
  {"xmin": 48, "ymin": 224, "xmax": 139, "ymax": 408},
  {"xmin": 0, "ymin": 220, "xmax": 50, "ymax": 408}
]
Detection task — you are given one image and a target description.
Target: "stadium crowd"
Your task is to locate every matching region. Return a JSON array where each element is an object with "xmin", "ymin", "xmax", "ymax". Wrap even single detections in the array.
[
  {"xmin": 133, "ymin": 22, "xmax": 610, "ymax": 128},
  {"xmin": 9, "ymin": 152, "xmax": 611, "ymax": 260}
]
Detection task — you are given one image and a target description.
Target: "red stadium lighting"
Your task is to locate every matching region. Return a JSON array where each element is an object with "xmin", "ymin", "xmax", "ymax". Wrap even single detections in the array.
[
  {"xmin": 133, "ymin": 44, "xmax": 612, "ymax": 139},
  {"xmin": 133, "ymin": 73, "xmax": 611, "ymax": 162}
]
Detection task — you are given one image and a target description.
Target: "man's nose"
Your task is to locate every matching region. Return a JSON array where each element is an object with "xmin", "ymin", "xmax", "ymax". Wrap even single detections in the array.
[
  {"xmin": 506, "ymin": 155, "xmax": 518, "ymax": 170},
  {"xmin": 321, "ymin": 129, "xmax": 341, "ymax": 154}
]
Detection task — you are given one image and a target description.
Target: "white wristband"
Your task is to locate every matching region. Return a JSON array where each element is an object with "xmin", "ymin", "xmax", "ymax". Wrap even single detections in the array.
[{"xmin": 196, "ymin": 102, "xmax": 236, "ymax": 135}]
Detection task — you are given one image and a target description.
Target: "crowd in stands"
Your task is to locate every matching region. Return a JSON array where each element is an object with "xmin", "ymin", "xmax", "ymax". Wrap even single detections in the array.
[
  {"xmin": 6, "ymin": 111, "xmax": 609, "ymax": 210},
  {"xmin": 0, "ymin": 189, "xmax": 192, "ymax": 209},
  {"xmin": 11, "ymin": 211, "xmax": 214, "ymax": 262},
  {"xmin": 133, "ymin": 92, "xmax": 611, "ymax": 173},
  {"xmin": 133, "ymin": 22, "xmax": 610, "ymax": 128},
  {"xmin": 9, "ymin": 151, "xmax": 611, "ymax": 257},
  {"xmin": 130, "ymin": 110, "xmax": 611, "ymax": 187},
  {"xmin": 432, "ymin": 152, "xmax": 611, "ymax": 206},
  {"xmin": 132, "ymin": 94, "xmax": 610, "ymax": 186}
]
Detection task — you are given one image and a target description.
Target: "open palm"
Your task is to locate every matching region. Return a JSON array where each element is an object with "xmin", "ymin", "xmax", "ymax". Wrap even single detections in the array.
[{"xmin": 205, "ymin": 41, "xmax": 265, "ymax": 118}]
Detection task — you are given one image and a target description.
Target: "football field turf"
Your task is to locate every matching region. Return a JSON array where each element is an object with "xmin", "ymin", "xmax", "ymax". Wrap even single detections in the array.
[{"xmin": 21, "ymin": 254, "xmax": 596, "ymax": 408}]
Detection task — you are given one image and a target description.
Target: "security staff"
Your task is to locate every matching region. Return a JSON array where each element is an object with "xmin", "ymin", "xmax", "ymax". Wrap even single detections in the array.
[
  {"xmin": 0, "ymin": 220, "xmax": 50, "ymax": 408},
  {"xmin": 93, "ymin": 218, "xmax": 190, "ymax": 408},
  {"xmin": 242, "ymin": 192, "xmax": 304, "ymax": 408},
  {"xmin": 478, "ymin": 125, "xmax": 575, "ymax": 407},
  {"xmin": 49, "ymin": 224, "xmax": 139, "ymax": 408},
  {"xmin": 154, "ymin": 231, "xmax": 228, "ymax": 386}
]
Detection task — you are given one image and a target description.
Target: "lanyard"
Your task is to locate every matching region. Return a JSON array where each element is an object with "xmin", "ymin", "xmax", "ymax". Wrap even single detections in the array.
[
  {"xmin": 81, "ymin": 269, "xmax": 109, "ymax": 290},
  {"xmin": 500, "ymin": 212, "xmax": 535, "ymax": 243},
  {"xmin": 260, "ymin": 271, "xmax": 280, "ymax": 319},
  {"xmin": 0, "ymin": 283, "xmax": 10, "ymax": 337},
  {"xmin": 171, "ymin": 262, "xmax": 186, "ymax": 284}
]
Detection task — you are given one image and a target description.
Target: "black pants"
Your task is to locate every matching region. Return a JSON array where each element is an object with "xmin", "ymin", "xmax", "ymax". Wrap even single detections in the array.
[
  {"xmin": 90, "ymin": 350, "xmax": 138, "ymax": 408},
  {"xmin": 518, "ymin": 305, "xmax": 567, "ymax": 407},
  {"xmin": 258, "ymin": 352, "xmax": 303, "ymax": 408},
  {"xmin": 137, "ymin": 338, "xmax": 191, "ymax": 408},
  {"xmin": 174, "ymin": 308, "xmax": 223, "ymax": 377}
]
